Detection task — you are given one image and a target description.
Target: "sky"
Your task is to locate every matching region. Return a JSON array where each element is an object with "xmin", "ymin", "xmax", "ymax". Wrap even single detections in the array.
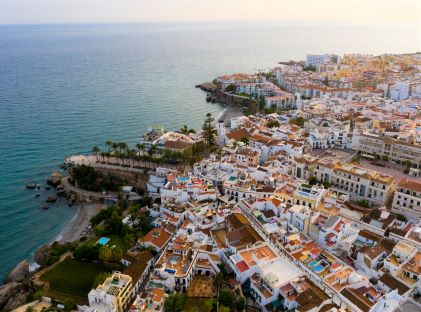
[{"xmin": 0, "ymin": 0, "xmax": 420, "ymax": 25}]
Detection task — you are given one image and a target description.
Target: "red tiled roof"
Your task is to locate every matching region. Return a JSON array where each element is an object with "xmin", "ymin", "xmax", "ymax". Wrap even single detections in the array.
[{"xmin": 236, "ymin": 260, "xmax": 249, "ymax": 272}]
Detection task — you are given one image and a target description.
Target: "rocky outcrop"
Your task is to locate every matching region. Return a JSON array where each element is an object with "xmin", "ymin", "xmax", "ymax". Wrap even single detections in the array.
[
  {"xmin": 0, "ymin": 282, "xmax": 21, "ymax": 308},
  {"xmin": 196, "ymin": 82, "xmax": 257, "ymax": 112},
  {"xmin": 3, "ymin": 289, "xmax": 29, "ymax": 311},
  {"xmin": 47, "ymin": 172, "xmax": 62, "ymax": 187},
  {"xmin": 4, "ymin": 260, "xmax": 29, "ymax": 284},
  {"xmin": 0, "ymin": 282, "xmax": 31, "ymax": 311},
  {"xmin": 195, "ymin": 82, "xmax": 219, "ymax": 92},
  {"xmin": 34, "ymin": 244, "xmax": 52, "ymax": 267}
]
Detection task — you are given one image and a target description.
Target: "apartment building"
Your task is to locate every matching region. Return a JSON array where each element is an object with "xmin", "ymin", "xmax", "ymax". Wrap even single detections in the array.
[
  {"xmin": 88, "ymin": 272, "xmax": 133, "ymax": 312},
  {"xmin": 392, "ymin": 178, "xmax": 421, "ymax": 221},
  {"xmin": 292, "ymin": 183, "xmax": 326, "ymax": 209},
  {"xmin": 153, "ymin": 235, "xmax": 199, "ymax": 291},
  {"xmin": 352, "ymin": 133, "xmax": 421, "ymax": 168},
  {"xmin": 294, "ymin": 159, "xmax": 395, "ymax": 207}
]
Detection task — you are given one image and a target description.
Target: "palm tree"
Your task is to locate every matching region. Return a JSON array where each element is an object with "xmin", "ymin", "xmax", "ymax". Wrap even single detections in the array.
[
  {"xmin": 105, "ymin": 140, "xmax": 113, "ymax": 153},
  {"xmin": 136, "ymin": 143, "xmax": 145, "ymax": 155},
  {"xmin": 112, "ymin": 142, "xmax": 119, "ymax": 157},
  {"xmin": 118, "ymin": 142, "xmax": 126, "ymax": 154},
  {"xmin": 92, "ymin": 146, "xmax": 100, "ymax": 162}
]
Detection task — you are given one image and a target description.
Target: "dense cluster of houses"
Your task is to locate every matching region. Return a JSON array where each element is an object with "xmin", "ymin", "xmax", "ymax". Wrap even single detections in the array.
[{"xmin": 79, "ymin": 53, "xmax": 421, "ymax": 312}]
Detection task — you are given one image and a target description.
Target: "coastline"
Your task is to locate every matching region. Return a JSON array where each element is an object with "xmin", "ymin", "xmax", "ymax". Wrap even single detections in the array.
[
  {"xmin": 217, "ymin": 105, "xmax": 244, "ymax": 127},
  {"xmin": 55, "ymin": 203, "xmax": 104, "ymax": 243}
]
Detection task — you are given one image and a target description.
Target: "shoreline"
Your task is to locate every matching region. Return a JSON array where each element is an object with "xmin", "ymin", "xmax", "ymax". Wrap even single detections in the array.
[
  {"xmin": 55, "ymin": 202, "xmax": 104, "ymax": 243},
  {"xmin": 217, "ymin": 105, "xmax": 244, "ymax": 127}
]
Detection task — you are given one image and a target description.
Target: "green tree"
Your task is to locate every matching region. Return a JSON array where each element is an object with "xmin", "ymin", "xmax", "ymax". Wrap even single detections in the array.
[
  {"xmin": 396, "ymin": 213, "xmax": 407, "ymax": 222},
  {"xmin": 203, "ymin": 299, "xmax": 214, "ymax": 312},
  {"xmin": 99, "ymin": 247, "xmax": 123, "ymax": 263},
  {"xmin": 112, "ymin": 142, "xmax": 119, "ymax": 154},
  {"xmin": 92, "ymin": 272, "xmax": 110, "ymax": 288},
  {"xmin": 289, "ymin": 116, "xmax": 306, "ymax": 128},
  {"xmin": 74, "ymin": 244, "xmax": 100, "ymax": 261},
  {"xmin": 308, "ymin": 176, "xmax": 318, "ymax": 185},
  {"xmin": 224, "ymin": 84, "xmax": 236, "ymax": 92},
  {"xmin": 63, "ymin": 298, "xmax": 74, "ymax": 311},
  {"xmin": 351, "ymin": 155, "xmax": 361, "ymax": 163},
  {"xmin": 163, "ymin": 293, "xmax": 187, "ymax": 312},
  {"xmin": 266, "ymin": 120, "xmax": 280, "ymax": 128},
  {"xmin": 382, "ymin": 155, "xmax": 389, "ymax": 161},
  {"xmin": 219, "ymin": 290, "xmax": 235, "ymax": 309},
  {"xmin": 356, "ymin": 199, "xmax": 369, "ymax": 208},
  {"xmin": 403, "ymin": 160, "xmax": 412, "ymax": 168},
  {"xmin": 202, "ymin": 113, "xmax": 216, "ymax": 147},
  {"xmin": 180, "ymin": 125, "xmax": 196, "ymax": 134},
  {"xmin": 106, "ymin": 140, "xmax": 113, "ymax": 153},
  {"xmin": 92, "ymin": 146, "xmax": 100, "ymax": 162},
  {"xmin": 219, "ymin": 306, "xmax": 230, "ymax": 312},
  {"xmin": 25, "ymin": 306, "xmax": 35, "ymax": 312}
]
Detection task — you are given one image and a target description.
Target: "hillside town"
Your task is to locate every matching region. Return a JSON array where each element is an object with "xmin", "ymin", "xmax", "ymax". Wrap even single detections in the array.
[{"xmin": 12, "ymin": 53, "xmax": 421, "ymax": 312}]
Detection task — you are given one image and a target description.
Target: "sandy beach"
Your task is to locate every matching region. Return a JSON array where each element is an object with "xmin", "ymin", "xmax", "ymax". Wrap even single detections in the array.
[
  {"xmin": 56, "ymin": 203, "xmax": 104, "ymax": 242},
  {"xmin": 217, "ymin": 105, "xmax": 244, "ymax": 127}
]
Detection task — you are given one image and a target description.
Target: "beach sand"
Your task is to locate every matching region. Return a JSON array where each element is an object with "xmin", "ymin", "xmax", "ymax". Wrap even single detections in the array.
[
  {"xmin": 56, "ymin": 203, "xmax": 104, "ymax": 242},
  {"xmin": 217, "ymin": 105, "xmax": 244, "ymax": 127}
]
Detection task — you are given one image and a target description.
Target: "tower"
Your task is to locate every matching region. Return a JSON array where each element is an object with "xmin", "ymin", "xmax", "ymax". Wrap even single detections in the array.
[{"xmin": 216, "ymin": 122, "xmax": 226, "ymax": 146}]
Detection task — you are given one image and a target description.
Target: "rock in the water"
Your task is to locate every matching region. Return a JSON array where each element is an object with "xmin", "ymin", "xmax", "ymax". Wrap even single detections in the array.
[
  {"xmin": 0, "ymin": 282, "xmax": 22, "ymax": 310},
  {"xmin": 46, "ymin": 196, "xmax": 57, "ymax": 203},
  {"xmin": 57, "ymin": 189, "xmax": 66, "ymax": 197},
  {"xmin": 34, "ymin": 245, "xmax": 52, "ymax": 266},
  {"xmin": 47, "ymin": 172, "xmax": 62, "ymax": 187},
  {"xmin": 4, "ymin": 260, "xmax": 29, "ymax": 284}
]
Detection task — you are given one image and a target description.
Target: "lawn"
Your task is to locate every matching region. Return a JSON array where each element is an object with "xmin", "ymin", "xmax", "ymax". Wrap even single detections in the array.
[{"xmin": 41, "ymin": 257, "xmax": 111, "ymax": 304}]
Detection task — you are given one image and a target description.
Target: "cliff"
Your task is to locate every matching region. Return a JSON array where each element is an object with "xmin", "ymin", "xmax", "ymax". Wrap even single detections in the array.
[{"xmin": 196, "ymin": 82, "xmax": 258, "ymax": 114}]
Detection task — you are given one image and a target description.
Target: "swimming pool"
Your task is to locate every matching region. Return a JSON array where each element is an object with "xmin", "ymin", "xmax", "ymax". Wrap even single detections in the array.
[
  {"xmin": 97, "ymin": 237, "xmax": 110, "ymax": 246},
  {"xmin": 165, "ymin": 268, "xmax": 176, "ymax": 275},
  {"xmin": 314, "ymin": 264, "xmax": 324, "ymax": 273},
  {"xmin": 309, "ymin": 260, "xmax": 318, "ymax": 267}
]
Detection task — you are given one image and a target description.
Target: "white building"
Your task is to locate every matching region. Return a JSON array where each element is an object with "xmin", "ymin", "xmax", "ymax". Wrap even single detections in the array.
[
  {"xmin": 392, "ymin": 178, "xmax": 421, "ymax": 221},
  {"xmin": 390, "ymin": 81, "xmax": 410, "ymax": 101},
  {"xmin": 87, "ymin": 272, "xmax": 133, "ymax": 312}
]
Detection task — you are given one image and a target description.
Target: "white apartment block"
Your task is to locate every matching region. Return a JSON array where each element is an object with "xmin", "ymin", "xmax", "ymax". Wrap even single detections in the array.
[
  {"xmin": 392, "ymin": 178, "xmax": 421, "ymax": 221},
  {"xmin": 352, "ymin": 133, "xmax": 421, "ymax": 169},
  {"xmin": 87, "ymin": 272, "xmax": 133, "ymax": 312},
  {"xmin": 294, "ymin": 159, "xmax": 395, "ymax": 207},
  {"xmin": 390, "ymin": 81, "xmax": 410, "ymax": 101},
  {"xmin": 305, "ymin": 54, "xmax": 332, "ymax": 67}
]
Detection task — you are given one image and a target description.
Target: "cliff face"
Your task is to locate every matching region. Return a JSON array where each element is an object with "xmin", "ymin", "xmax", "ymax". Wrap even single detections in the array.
[
  {"xmin": 196, "ymin": 82, "xmax": 258, "ymax": 112},
  {"xmin": 1, "ymin": 261, "xmax": 33, "ymax": 311}
]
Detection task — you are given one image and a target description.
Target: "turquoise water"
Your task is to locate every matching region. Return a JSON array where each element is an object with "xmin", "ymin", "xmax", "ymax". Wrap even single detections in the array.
[
  {"xmin": 0, "ymin": 21, "xmax": 419, "ymax": 280},
  {"xmin": 97, "ymin": 237, "xmax": 110, "ymax": 246}
]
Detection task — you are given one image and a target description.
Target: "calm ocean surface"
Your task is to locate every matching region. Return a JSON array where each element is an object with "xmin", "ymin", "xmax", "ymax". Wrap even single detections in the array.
[{"xmin": 0, "ymin": 21, "xmax": 419, "ymax": 279}]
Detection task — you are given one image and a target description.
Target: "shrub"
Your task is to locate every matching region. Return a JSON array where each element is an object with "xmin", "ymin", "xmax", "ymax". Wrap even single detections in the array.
[
  {"xmin": 396, "ymin": 213, "xmax": 407, "ymax": 222},
  {"xmin": 288, "ymin": 116, "xmax": 306, "ymax": 127},
  {"xmin": 356, "ymin": 199, "xmax": 369, "ymax": 208},
  {"xmin": 74, "ymin": 244, "xmax": 100, "ymax": 261}
]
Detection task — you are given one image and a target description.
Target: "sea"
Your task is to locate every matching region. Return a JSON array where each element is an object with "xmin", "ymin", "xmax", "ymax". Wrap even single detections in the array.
[{"xmin": 0, "ymin": 20, "xmax": 419, "ymax": 280}]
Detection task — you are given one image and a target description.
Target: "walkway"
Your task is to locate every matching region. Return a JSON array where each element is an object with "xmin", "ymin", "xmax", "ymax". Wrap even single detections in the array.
[{"xmin": 65, "ymin": 154, "xmax": 186, "ymax": 172}]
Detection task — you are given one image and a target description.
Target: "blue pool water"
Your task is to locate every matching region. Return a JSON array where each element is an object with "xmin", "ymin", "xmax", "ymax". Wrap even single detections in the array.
[
  {"xmin": 314, "ymin": 264, "xmax": 324, "ymax": 272},
  {"xmin": 165, "ymin": 268, "xmax": 176, "ymax": 275},
  {"xmin": 0, "ymin": 21, "xmax": 418, "ymax": 281},
  {"xmin": 97, "ymin": 237, "xmax": 110, "ymax": 246},
  {"xmin": 309, "ymin": 260, "xmax": 318, "ymax": 267}
]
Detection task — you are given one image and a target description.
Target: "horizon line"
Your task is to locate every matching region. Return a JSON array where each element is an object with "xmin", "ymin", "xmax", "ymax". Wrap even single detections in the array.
[{"xmin": 0, "ymin": 18, "xmax": 419, "ymax": 27}]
